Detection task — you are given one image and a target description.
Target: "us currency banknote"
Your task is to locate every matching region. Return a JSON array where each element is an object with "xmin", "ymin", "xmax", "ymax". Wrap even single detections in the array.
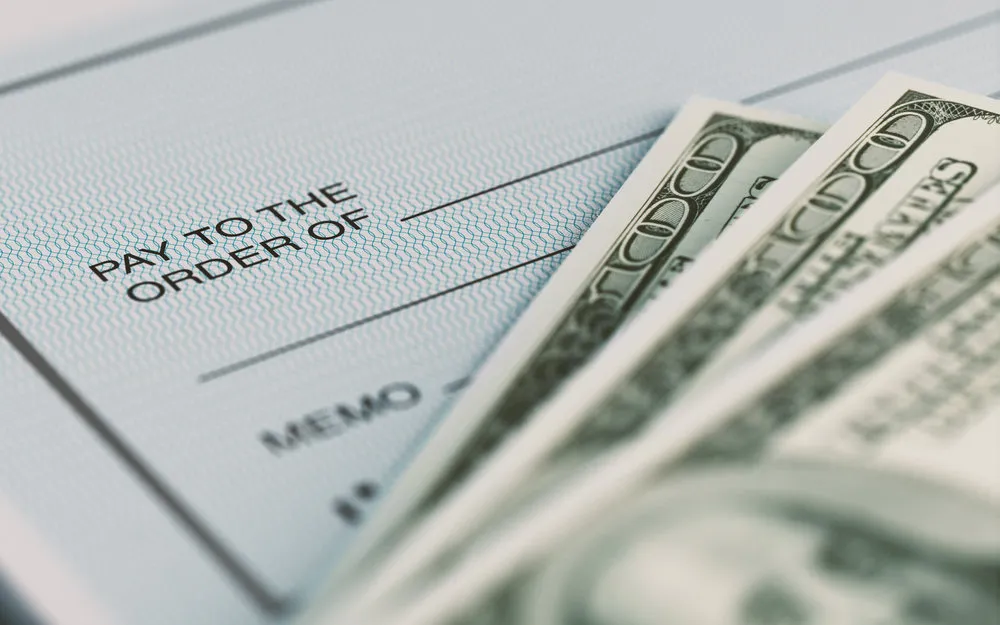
[
  {"xmin": 378, "ymin": 182, "xmax": 1000, "ymax": 625},
  {"xmin": 318, "ymin": 99, "xmax": 826, "ymax": 591},
  {"xmin": 319, "ymin": 75, "xmax": 1000, "ymax": 615}
]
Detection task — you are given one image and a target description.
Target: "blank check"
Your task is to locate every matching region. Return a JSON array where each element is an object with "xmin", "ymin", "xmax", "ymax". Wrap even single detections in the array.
[{"xmin": 0, "ymin": 1, "xmax": 998, "ymax": 624}]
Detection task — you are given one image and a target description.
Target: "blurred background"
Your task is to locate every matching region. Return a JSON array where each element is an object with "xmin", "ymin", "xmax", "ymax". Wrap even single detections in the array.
[{"xmin": 0, "ymin": 0, "xmax": 259, "ymax": 81}]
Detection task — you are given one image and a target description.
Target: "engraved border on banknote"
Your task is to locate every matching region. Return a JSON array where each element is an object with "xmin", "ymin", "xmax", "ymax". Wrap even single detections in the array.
[
  {"xmin": 412, "ymin": 115, "xmax": 822, "ymax": 513},
  {"xmin": 681, "ymin": 235, "xmax": 1000, "ymax": 463},
  {"xmin": 560, "ymin": 91, "xmax": 1000, "ymax": 456},
  {"xmin": 449, "ymin": 222, "xmax": 1000, "ymax": 624}
]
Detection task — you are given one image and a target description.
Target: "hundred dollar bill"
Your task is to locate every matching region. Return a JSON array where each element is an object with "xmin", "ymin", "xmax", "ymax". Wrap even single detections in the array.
[
  {"xmin": 695, "ymin": 89, "xmax": 1000, "ymax": 383},
  {"xmin": 379, "ymin": 182, "xmax": 1000, "ymax": 625},
  {"xmin": 319, "ymin": 99, "xmax": 825, "ymax": 587},
  {"xmin": 324, "ymin": 75, "xmax": 1000, "ymax": 615}
]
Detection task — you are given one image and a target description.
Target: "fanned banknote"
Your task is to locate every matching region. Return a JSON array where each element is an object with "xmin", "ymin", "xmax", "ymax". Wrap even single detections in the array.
[
  {"xmin": 316, "ymin": 74, "xmax": 1000, "ymax": 616},
  {"xmin": 309, "ymin": 99, "xmax": 826, "ymax": 601},
  {"xmin": 377, "ymin": 182, "xmax": 1000, "ymax": 625}
]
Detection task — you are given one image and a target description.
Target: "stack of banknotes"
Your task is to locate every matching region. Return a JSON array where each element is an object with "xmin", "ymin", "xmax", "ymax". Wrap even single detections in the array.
[{"xmin": 299, "ymin": 73, "xmax": 1000, "ymax": 625}]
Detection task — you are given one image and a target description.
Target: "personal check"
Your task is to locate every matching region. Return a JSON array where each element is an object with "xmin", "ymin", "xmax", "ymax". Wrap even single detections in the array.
[{"xmin": 0, "ymin": 1, "xmax": 997, "ymax": 624}]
